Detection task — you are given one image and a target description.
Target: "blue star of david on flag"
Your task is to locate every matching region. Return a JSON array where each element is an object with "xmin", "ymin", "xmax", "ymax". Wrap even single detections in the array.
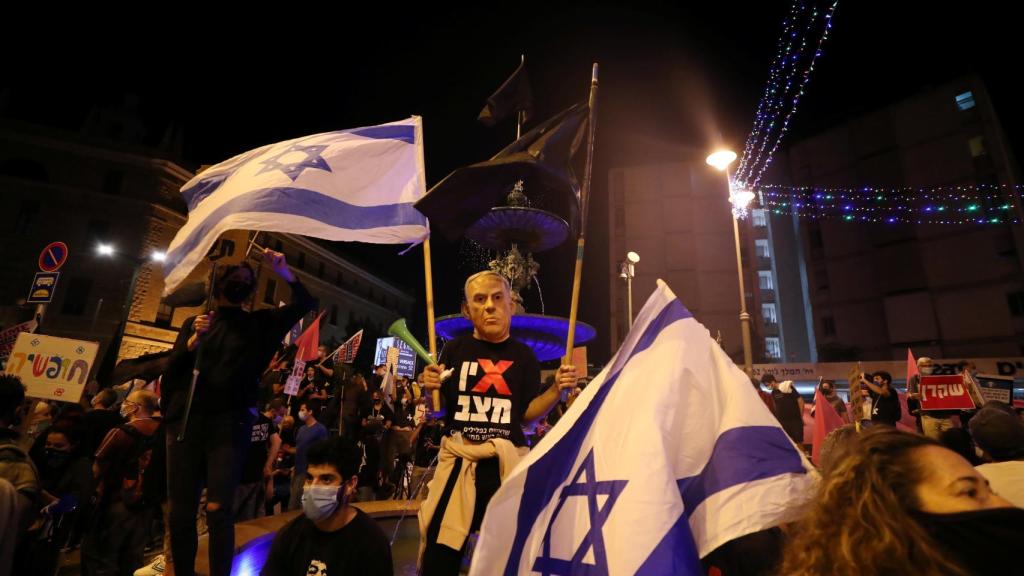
[
  {"xmin": 532, "ymin": 450, "xmax": 627, "ymax": 576},
  {"xmin": 256, "ymin": 142, "xmax": 332, "ymax": 181}
]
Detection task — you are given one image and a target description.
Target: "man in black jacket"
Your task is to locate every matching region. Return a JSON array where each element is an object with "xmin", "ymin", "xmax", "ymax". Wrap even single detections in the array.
[{"xmin": 162, "ymin": 249, "xmax": 316, "ymax": 576}]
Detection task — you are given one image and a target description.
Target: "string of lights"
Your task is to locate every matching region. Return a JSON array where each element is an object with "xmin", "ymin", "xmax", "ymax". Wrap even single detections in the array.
[
  {"xmin": 735, "ymin": 1, "xmax": 840, "ymax": 187},
  {"xmin": 748, "ymin": 0, "xmax": 839, "ymax": 189},
  {"xmin": 736, "ymin": 0, "xmax": 806, "ymax": 179},
  {"xmin": 756, "ymin": 184, "xmax": 1023, "ymax": 224}
]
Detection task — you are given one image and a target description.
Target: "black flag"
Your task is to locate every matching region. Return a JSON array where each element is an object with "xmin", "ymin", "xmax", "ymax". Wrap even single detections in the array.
[
  {"xmin": 417, "ymin": 101, "xmax": 588, "ymax": 242},
  {"xmin": 478, "ymin": 60, "xmax": 535, "ymax": 127}
]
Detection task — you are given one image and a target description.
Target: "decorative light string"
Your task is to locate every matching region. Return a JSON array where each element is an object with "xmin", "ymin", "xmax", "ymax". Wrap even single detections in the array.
[
  {"xmin": 756, "ymin": 184, "xmax": 1023, "ymax": 225},
  {"xmin": 735, "ymin": 1, "xmax": 840, "ymax": 188}
]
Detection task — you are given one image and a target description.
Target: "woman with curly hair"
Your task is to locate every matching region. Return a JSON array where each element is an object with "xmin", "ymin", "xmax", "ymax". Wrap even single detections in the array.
[{"xmin": 781, "ymin": 428, "xmax": 1023, "ymax": 575}]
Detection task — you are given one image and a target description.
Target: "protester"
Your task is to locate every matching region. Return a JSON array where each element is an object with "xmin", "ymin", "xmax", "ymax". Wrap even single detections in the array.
[
  {"xmin": 860, "ymin": 370, "xmax": 900, "ymax": 426},
  {"xmin": 287, "ymin": 400, "xmax": 328, "ymax": 510},
  {"xmin": 0, "ymin": 374, "xmax": 40, "ymax": 575},
  {"xmin": 969, "ymin": 401, "xmax": 1024, "ymax": 508},
  {"xmin": 765, "ymin": 375, "xmax": 804, "ymax": 444},
  {"xmin": 781, "ymin": 428, "xmax": 1024, "ymax": 575}
]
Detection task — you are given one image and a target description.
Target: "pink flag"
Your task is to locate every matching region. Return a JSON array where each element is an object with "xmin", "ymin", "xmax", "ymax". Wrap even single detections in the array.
[{"xmin": 812, "ymin": 390, "xmax": 845, "ymax": 465}]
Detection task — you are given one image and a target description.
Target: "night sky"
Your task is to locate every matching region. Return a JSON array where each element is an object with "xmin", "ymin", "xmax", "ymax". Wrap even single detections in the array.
[{"xmin": 3, "ymin": 1, "xmax": 1017, "ymax": 364}]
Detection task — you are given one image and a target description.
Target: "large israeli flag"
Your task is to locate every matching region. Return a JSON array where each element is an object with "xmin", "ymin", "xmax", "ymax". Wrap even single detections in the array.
[
  {"xmin": 471, "ymin": 280, "xmax": 817, "ymax": 575},
  {"xmin": 162, "ymin": 117, "xmax": 429, "ymax": 294}
]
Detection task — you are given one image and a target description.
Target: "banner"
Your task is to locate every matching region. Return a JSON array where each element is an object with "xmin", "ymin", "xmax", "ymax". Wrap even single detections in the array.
[
  {"xmin": 752, "ymin": 357, "xmax": 1024, "ymax": 383},
  {"xmin": 4, "ymin": 333, "xmax": 98, "ymax": 402},
  {"xmin": 919, "ymin": 374, "xmax": 976, "ymax": 411},
  {"xmin": 0, "ymin": 319, "xmax": 38, "ymax": 360},
  {"xmin": 975, "ymin": 374, "xmax": 1014, "ymax": 405},
  {"xmin": 284, "ymin": 359, "xmax": 306, "ymax": 396}
]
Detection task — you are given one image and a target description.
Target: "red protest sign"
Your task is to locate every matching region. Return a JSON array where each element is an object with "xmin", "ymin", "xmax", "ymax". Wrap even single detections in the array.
[{"xmin": 919, "ymin": 374, "xmax": 976, "ymax": 411}]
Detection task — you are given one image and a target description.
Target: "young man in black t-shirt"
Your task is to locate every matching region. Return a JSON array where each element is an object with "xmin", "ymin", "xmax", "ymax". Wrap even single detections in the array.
[
  {"xmin": 261, "ymin": 436, "xmax": 391, "ymax": 576},
  {"xmin": 420, "ymin": 271, "xmax": 579, "ymax": 575}
]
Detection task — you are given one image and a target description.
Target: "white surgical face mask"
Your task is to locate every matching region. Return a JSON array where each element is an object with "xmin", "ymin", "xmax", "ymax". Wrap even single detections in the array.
[
  {"xmin": 301, "ymin": 484, "xmax": 341, "ymax": 522},
  {"xmin": 298, "ymin": 410, "xmax": 309, "ymax": 422}
]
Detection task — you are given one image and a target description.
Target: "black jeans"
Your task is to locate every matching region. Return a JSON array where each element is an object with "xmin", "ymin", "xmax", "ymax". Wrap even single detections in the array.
[
  {"xmin": 421, "ymin": 457, "xmax": 501, "ymax": 576},
  {"xmin": 166, "ymin": 409, "xmax": 254, "ymax": 576}
]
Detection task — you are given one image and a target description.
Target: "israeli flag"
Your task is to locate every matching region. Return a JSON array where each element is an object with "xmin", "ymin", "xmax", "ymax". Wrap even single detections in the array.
[
  {"xmin": 162, "ymin": 117, "xmax": 429, "ymax": 294},
  {"xmin": 471, "ymin": 280, "xmax": 817, "ymax": 575}
]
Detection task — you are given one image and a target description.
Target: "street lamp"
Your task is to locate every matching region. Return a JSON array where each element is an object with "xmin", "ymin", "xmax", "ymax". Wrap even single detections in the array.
[
  {"xmin": 95, "ymin": 244, "xmax": 168, "ymax": 375},
  {"xmin": 96, "ymin": 243, "xmax": 115, "ymax": 256},
  {"xmin": 619, "ymin": 251, "xmax": 639, "ymax": 328},
  {"xmin": 706, "ymin": 149, "xmax": 754, "ymax": 375}
]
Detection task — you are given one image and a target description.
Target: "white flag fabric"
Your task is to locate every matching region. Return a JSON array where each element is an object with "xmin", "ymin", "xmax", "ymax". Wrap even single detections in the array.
[
  {"xmin": 162, "ymin": 117, "xmax": 429, "ymax": 294},
  {"xmin": 470, "ymin": 280, "xmax": 817, "ymax": 576}
]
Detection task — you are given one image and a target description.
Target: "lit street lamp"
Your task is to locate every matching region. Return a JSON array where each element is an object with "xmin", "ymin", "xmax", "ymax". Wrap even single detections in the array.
[{"xmin": 706, "ymin": 149, "xmax": 754, "ymax": 375}]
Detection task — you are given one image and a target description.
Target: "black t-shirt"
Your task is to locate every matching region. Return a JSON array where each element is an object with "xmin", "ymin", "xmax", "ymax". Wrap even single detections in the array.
[
  {"xmin": 870, "ymin": 386, "xmax": 901, "ymax": 425},
  {"xmin": 771, "ymin": 388, "xmax": 803, "ymax": 426},
  {"xmin": 242, "ymin": 414, "xmax": 278, "ymax": 484},
  {"xmin": 360, "ymin": 402, "xmax": 394, "ymax": 441},
  {"xmin": 438, "ymin": 335, "xmax": 541, "ymax": 447},
  {"xmin": 261, "ymin": 508, "xmax": 392, "ymax": 576}
]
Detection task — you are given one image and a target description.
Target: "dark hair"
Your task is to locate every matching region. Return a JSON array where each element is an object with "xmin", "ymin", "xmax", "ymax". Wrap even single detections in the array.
[
  {"xmin": 938, "ymin": 428, "xmax": 981, "ymax": 466},
  {"xmin": 872, "ymin": 371, "xmax": 892, "ymax": 385},
  {"xmin": 0, "ymin": 374, "xmax": 26, "ymax": 422},
  {"xmin": 761, "ymin": 374, "xmax": 777, "ymax": 384},
  {"xmin": 93, "ymin": 388, "xmax": 117, "ymax": 409},
  {"xmin": 306, "ymin": 436, "xmax": 361, "ymax": 480},
  {"xmin": 47, "ymin": 422, "xmax": 84, "ymax": 447},
  {"xmin": 301, "ymin": 400, "xmax": 323, "ymax": 414},
  {"xmin": 213, "ymin": 262, "xmax": 256, "ymax": 299}
]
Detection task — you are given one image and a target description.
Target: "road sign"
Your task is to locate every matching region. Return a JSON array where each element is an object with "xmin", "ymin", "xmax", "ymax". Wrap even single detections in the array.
[
  {"xmin": 39, "ymin": 242, "xmax": 69, "ymax": 273},
  {"xmin": 27, "ymin": 272, "xmax": 60, "ymax": 304}
]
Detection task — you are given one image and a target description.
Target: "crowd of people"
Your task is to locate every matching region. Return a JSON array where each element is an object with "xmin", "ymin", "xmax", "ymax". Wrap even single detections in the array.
[{"xmin": 1, "ymin": 251, "xmax": 1021, "ymax": 576}]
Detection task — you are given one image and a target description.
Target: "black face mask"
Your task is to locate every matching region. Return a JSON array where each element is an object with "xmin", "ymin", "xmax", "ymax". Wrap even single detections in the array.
[
  {"xmin": 44, "ymin": 448, "xmax": 71, "ymax": 469},
  {"xmin": 913, "ymin": 507, "xmax": 1024, "ymax": 574},
  {"xmin": 222, "ymin": 280, "xmax": 252, "ymax": 304}
]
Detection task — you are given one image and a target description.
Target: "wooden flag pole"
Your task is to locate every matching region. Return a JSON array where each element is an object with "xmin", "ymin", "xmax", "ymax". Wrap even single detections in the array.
[
  {"xmin": 423, "ymin": 237, "xmax": 441, "ymax": 412},
  {"xmin": 562, "ymin": 63, "xmax": 600, "ymax": 401}
]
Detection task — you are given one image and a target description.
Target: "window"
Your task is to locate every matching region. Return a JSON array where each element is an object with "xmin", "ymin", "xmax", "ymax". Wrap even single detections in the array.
[
  {"xmin": 822, "ymin": 316, "xmax": 837, "ymax": 336},
  {"xmin": 758, "ymin": 271, "xmax": 774, "ymax": 290},
  {"xmin": 263, "ymin": 278, "xmax": 277, "ymax": 305},
  {"xmin": 156, "ymin": 300, "xmax": 175, "ymax": 327},
  {"xmin": 330, "ymin": 305, "xmax": 339, "ymax": 325},
  {"xmin": 317, "ymin": 262, "xmax": 325, "ymax": 279},
  {"xmin": 755, "ymin": 239, "xmax": 771, "ymax": 259},
  {"xmin": 765, "ymin": 337, "xmax": 782, "ymax": 359},
  {"xmin": 61, "ymin": 277, "xmax": 92, "ymax": 315},
  {"xmin": 1009, "ymin": 291, "xmax": 1024, "ymax": 317},
  {"xmin": 297, "ymin": 252, "xmax": 306, "ymax": 270},
  {"xmin": 762, "ymin": 303, "xmax": 778, "ymax": 325},
  {"xmin": 752, "ymin": 209, "xmax": 767, "ymax": 227},
  {"xmin": 955, "ymin": 91, "xmax": 976, "ymax": 111}
]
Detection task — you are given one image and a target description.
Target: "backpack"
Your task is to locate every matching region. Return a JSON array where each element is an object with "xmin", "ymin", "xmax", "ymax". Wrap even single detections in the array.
[{"xmin": 118, "ymin": 424, "xmax": 158, "ymax": 509}]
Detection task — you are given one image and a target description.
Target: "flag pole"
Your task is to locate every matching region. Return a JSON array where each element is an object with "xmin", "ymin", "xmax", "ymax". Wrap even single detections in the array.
[
  {"xmin": 562, "ymin": 63, "xmax": 599, "ymax": 401},
  {"xmin": 423, "ymin": 238, "xmax": 441, "ymax": 412}
]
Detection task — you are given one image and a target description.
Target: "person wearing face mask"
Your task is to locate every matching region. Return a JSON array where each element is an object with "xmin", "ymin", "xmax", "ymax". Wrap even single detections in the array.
[
  {"xmin": 82, "ymin": 390, "xmax": 162, "ymax": 576},
  {"xmin": 907, "ymin": 357, "xmax": 955, "ymax": 439},
  {"xmin": 261, "ymin": 436, "xmax": 391, "ymax": 575},
  {"xmin": 161, "ymin": 249, "xmax": 316, "ymax": 576},
  {"xmin": 780, "ymin": 427, "xmax": 1024, "ymax": 575},
  {"xmin": 28, "ymin": 425, "xmax": 92, "ymax": 576},
  {"xmin": 285, "ymin": 400, "xmax": 329, "ymax": 511}
]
